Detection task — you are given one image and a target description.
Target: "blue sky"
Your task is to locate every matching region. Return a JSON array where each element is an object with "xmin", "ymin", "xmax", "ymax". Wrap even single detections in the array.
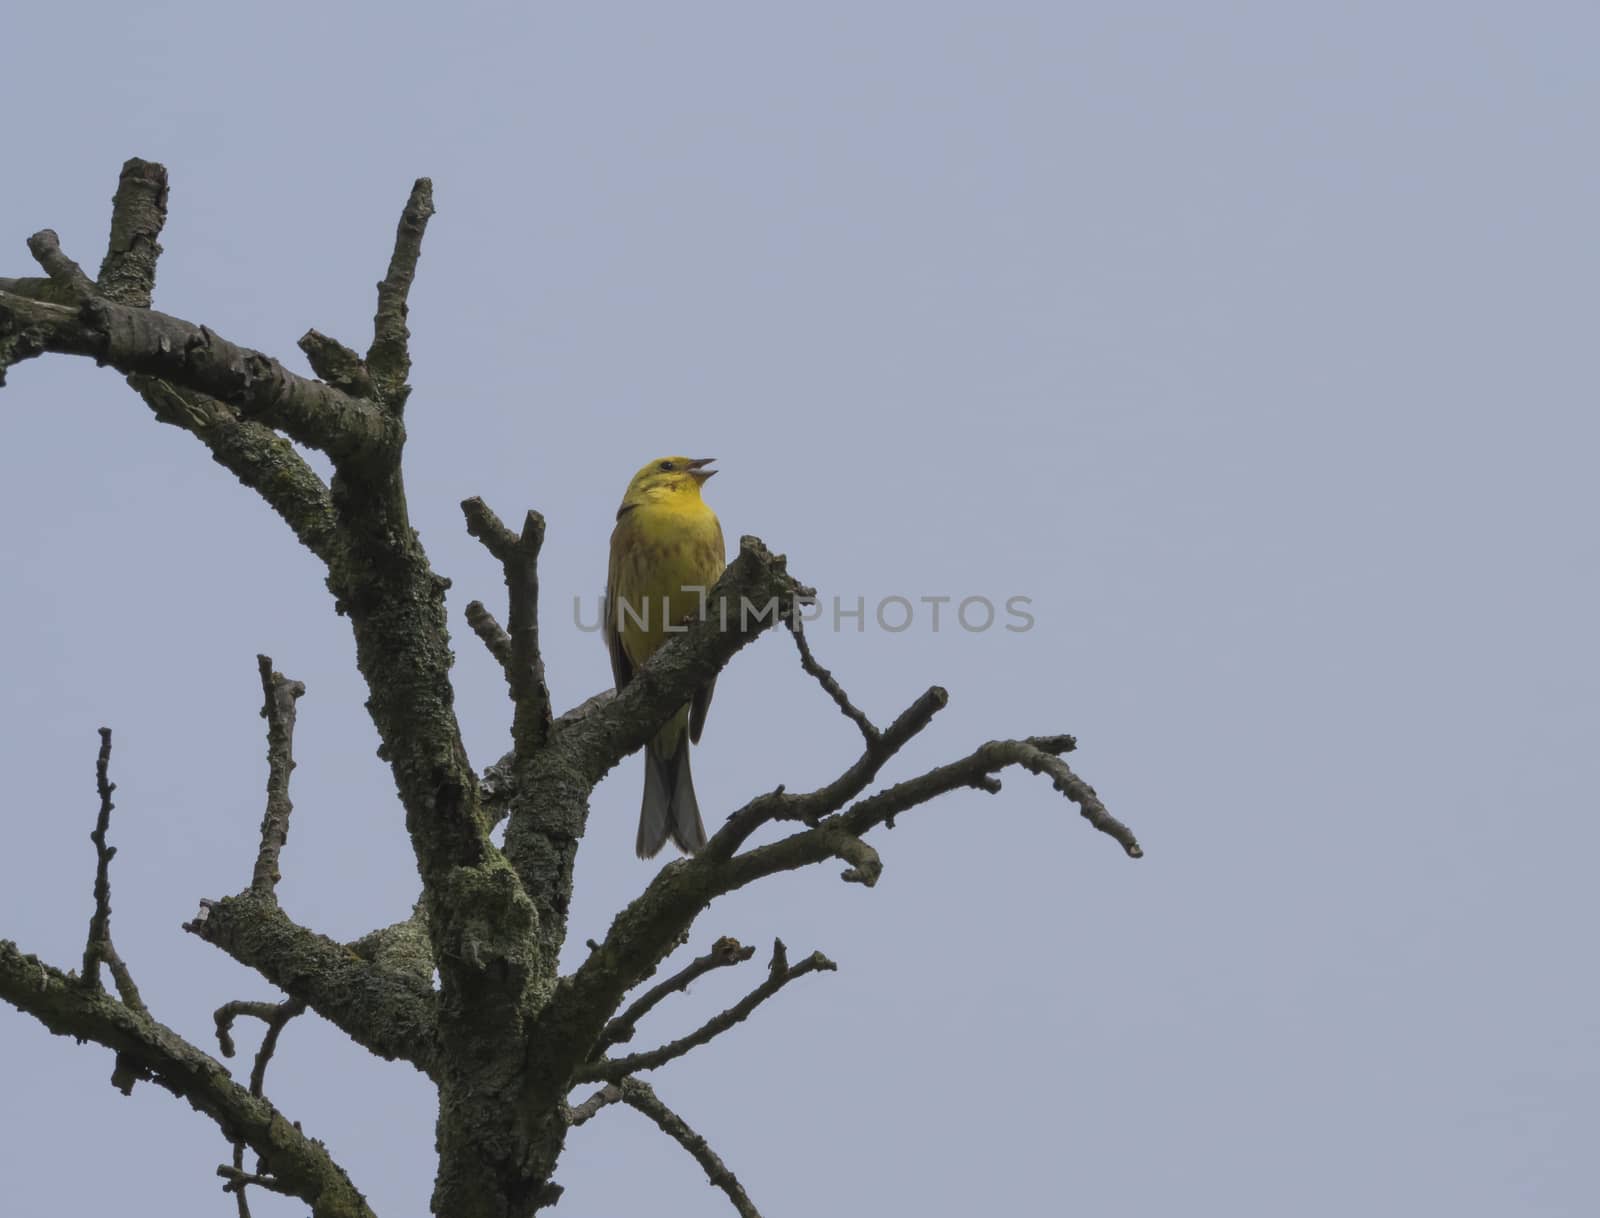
[{"xmin": 2, "ymin": 4, "xmax": 1596, "ymax": 1215}]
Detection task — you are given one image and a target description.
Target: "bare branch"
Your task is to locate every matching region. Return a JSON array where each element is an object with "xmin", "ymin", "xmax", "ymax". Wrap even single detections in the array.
[
  {"xmin": 831, "ymin": 832, "xmax": 884, "ymax": 886},
  {"xmin": 247, "ymin": 995, "xmax": 306, "ymax": 1094},
  {"xmin": 367, "ymin": 177, "xmax": 435, "ymax": 398},
  {"xmin": 128, "ymin": 375, "xmax": 342, "ymax": 564},
  {"xmin": 80, "ymin": 727, "xmax": 145, "ymax": 1014},
  {"xmin": 462, "ymin": 497, "xmax": 552, "ymax": 750},
  {"xmin": 713, "ymin": 736, "xmax": 1140, "ymax": 895},
  {"xmin": 213, "ymin": 999, "xmax": 284, "ymax": 1059},
  {"xmin": 215, "ymin": 993, "xmax": 308, "ymax": 1208},
  {"xmin": 583, "ymin": 1079, "xmax": 762, "ymax": 1218},
  {"xmin": 28, "ymin": 230, "xmax": 96, "ymax": 298},
  {"xmin": 299, "ymin": 329, "xmax": 375, "ymax": 398},
  {"xmin": 499, "ymin": 678, "xmax": 940, "ymax": 852},
  {"xmin": 548, "ymin": 709, "xmax": 1137, "ymax": 1085},
  {"xmin": 578, "ymin": 940, "xmax": 835, "ymax": 1084},
  {"xmin": 96, "ymin": 157, "xmax": 167, "ymax": 308},
  {"xmin": 564, "ymin": 1085, "xmax": 620, "ymax": 1128},
  {"xmin": 465, "ymin": 599, "xmax": 514, "ymax": 668},
  {"xmin": 713, "ymin": 684, "xmax": 948, "ymax": 857},
  {"xmin": 595, "ymin": 936, "xmax": 755, "ymax": 1054},
  {"xmin": 0, "ymin": 288, "xmax": 399, "ymax": 461},
  {"xmin": 1016, "ymin": 741, "xmax": 1139, "ymax": 854},
  {"xmin": 252, "ymin": 656, "xmax": 307, "ymax": 897},
  {"xmin": 214, "ymin": 995, "xmax": 307, "ymax": 1089},
  {"xmin": 833, "ymin": 737, "xmax": 1143, "ymax": 859},
  {"xmin": 787, "ymin": 615, "xmax": 878, "ymax": 746},
  {"xmin": 186, "ymin": 892, "xmax": 439, "ymax": 1076},
  {"xmin": 0, "ymin": 941, "xmax": 373, "ymax": 1218}
]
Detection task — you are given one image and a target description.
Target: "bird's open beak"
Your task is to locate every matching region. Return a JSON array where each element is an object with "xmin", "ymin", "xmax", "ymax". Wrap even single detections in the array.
[{"xmin": 686, "ymin": 457, "xmax": 717, "ymax": 483}]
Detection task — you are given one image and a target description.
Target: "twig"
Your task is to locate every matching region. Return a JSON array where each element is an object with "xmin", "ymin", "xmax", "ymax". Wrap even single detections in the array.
[
  {"xmin": 578, "ymin": 940, "xmax": 835, "ymax": 1084},
  {"xmin": 565, "ymin": 1084, "xmax": 621, "ymax": 1128},
  {"xmin": 787, "ymin": 616, "xmax": 879, "ymax": 746},
  {"xmin": 213, "ymin": 1000, "xmax": 283, "ymax": 1059},
  {"xmin": 96, "ymin": 157, "xmax": 167, "ymax": 308},
  {"xmin": 615, "ymin": 1079, "xmax": 762, "ymax": 1218},
  {"xmin": 367, "ymin": 177, "xmax": 435, "ymax": 399},
  {"xmin": 80, "ymin": 727, "xmax": 145, "ymax": 1014},
  {"xmin": 27, "ymin": 230, "xmax": 96, "ymax": 298},
  {"xmin": 564, "ymin": 1079, "xmax": 762, "ymax": 1216},
  {"xmin": 298, "ymin": 329, "xmax": 374, "ymax": 397},
  {"xmin": 831, "ymin": 833, "xmax": 883, "ymax": 886},
  {"xmin": 595, "ymin": 936, "xmax": 755, "ymax": 1053},
  {"xmin": 231, "ymin": 1156, "xmax": 252, "ymax": 1218},
  {"xmin": 247, "ymin": 996, "xmax": 306, "ymax": 1095},
  {"xmin": 214, "ymin": 993, "xmax": 307, "ymax": 1210},
  {"xmin": 1013, "ymin": 741, "xmax": 1140, "ymax": 857},
  {"xmin": 462, "ymin": 497, "xmax": 552, "ymax": 749},
  {"xmin": 465, "ymin": 599, "xmax": 513, "ymax": 668},
  {"xmin": 251, "ymin": 656, "xmax": 306, "ymax": 897},
  {"xmin": 213, "ymin": 995, "xmax": 307, "ymax": 1088},
  {"xmin": 711, "ymin": 685, "xmax": 948, "ymax": 857},
  {"xmin": 837, "ymin": 737, "xmax": 1144, "ymax": 859}
]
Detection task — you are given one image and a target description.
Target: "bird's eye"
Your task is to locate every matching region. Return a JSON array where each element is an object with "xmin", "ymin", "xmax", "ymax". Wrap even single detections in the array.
[{"xmin": 659, "ymin": 460, "xmax": 674, "ymax": 471}]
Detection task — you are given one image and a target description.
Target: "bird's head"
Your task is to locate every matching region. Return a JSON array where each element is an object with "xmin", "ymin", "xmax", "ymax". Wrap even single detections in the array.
[{"xmin": 621, "ymin": 456, "xmax": 717, "ymax": 507}]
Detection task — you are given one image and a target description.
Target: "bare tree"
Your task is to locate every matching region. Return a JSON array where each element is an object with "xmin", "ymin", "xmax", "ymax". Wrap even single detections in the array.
[{"xmin": 0, "ymin": 160, "xmax": 1143, "ymax": 1217}]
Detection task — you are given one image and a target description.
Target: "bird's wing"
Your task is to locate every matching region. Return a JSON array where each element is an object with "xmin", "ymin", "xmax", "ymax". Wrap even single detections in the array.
[
  {"xmin": 606, "ymin": 514, "xmax": 634, "ymax": 691},
  {"xmin": 688, "ymin": 515, "xmax": 727, "ymax": 744}
]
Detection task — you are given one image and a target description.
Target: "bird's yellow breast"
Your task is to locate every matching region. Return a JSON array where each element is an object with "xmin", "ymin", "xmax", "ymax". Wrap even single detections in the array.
[{"xmin": 611, "ymin": 496, "xmax": 726, "ymax": 668}]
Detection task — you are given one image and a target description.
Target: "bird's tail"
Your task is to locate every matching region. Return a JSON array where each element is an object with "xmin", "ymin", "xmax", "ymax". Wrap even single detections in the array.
[{"xmin": 637, "ymin": 710, "xmax": 708, "ymax": 859}]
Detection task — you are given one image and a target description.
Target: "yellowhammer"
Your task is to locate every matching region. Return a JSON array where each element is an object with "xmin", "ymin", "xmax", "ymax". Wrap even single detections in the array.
[{"xmin": 606, "ymin": 456, "xmax": 727, "ymax": 857}]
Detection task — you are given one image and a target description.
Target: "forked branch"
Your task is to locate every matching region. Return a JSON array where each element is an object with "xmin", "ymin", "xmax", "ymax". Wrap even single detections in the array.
[
  {"xmin": 548, "ymin": 644, "xmax": 1141, "ymax": 1091},
  {"xmin": 0, "ymin": 286, "xmax": 398, "ymax": 458},
  {"xmin": 595, "ymin": 935, "xmax": 755, "ymax": 1053},
  {"xmin": 215, "ymin": 994, "xmax": 310, "ymax": 1214},
  {"xmin": 463, "ymin": 496, "xmax": 553, "ymax": 751},
  {"xmin": 0, "ymin": 943, "xmax": 372, "ymax": 1218},
  {"xmin": 0, "ymin": 730, "xmax": 370, "ymax": 1218},
  {"xmin": 577, "ymin": 939, "xmax": 836, "ymax": 1084},
  {"xmin": 184, "ymin": 660, "xmax": 441, "ymax": 1073}
]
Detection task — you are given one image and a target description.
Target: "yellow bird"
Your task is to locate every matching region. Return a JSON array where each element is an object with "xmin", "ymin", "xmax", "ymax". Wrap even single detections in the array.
[{"xmin": 606, "ymin": 456, "xmax": 727, "ymax": 857}]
